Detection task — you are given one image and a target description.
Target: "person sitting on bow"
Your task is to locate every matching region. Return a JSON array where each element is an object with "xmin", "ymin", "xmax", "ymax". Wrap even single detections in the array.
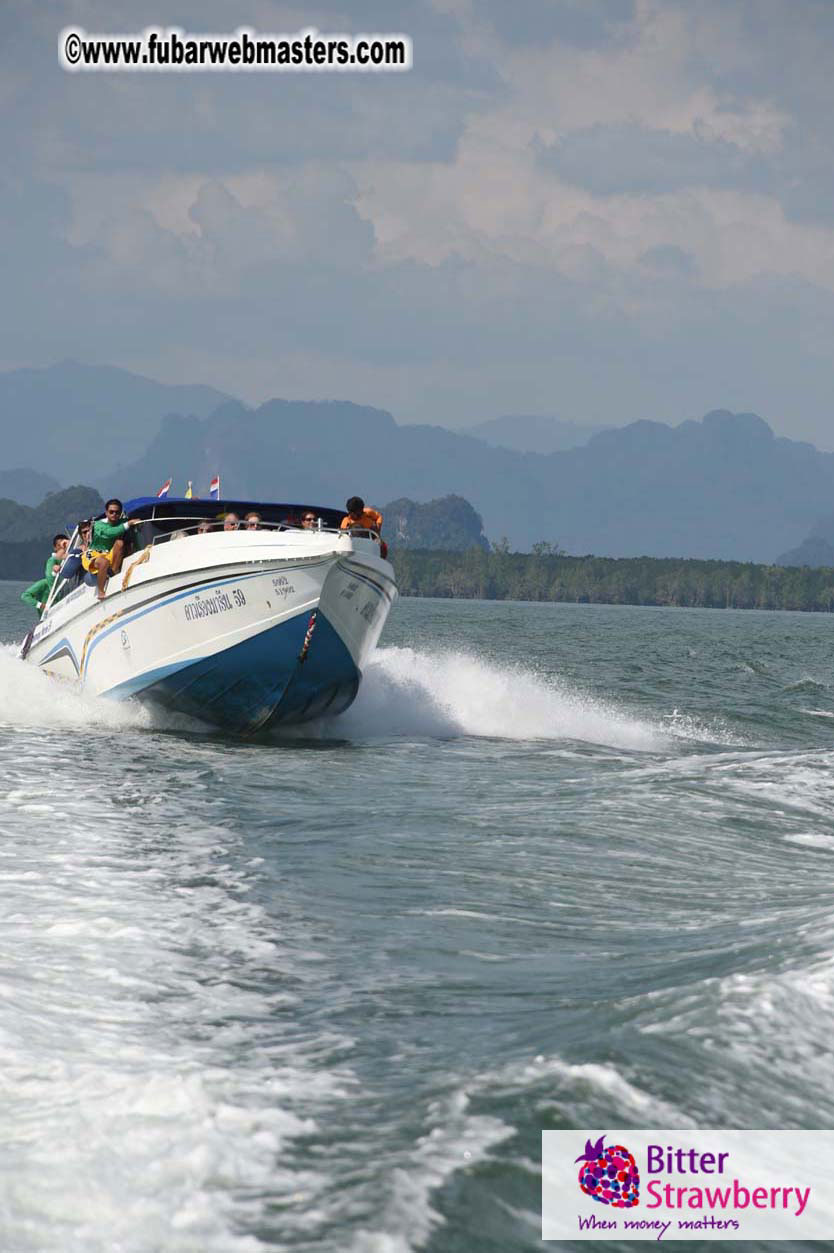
[{"xmin": 81, "ymin": 499, "xmax": 142, "ymax": 600}]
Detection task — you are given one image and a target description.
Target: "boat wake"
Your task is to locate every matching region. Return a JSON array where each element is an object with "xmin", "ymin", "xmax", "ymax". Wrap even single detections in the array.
[
  {"xmin": 331, "ymin": 646, "xmax": 667, "ymax": 750},
  {"xmin": 2, "ymin": 641, "xmax": 726, "ymax": 751},
  {"xmin": 0, "ymin": 760, "xmax": 355, "ymax": 1251}
]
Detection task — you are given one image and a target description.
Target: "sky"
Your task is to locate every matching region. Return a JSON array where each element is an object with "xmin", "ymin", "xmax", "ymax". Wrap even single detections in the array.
[{"xmin": 5, "ymin": 0, "xmax": 834, "ymax": 444}]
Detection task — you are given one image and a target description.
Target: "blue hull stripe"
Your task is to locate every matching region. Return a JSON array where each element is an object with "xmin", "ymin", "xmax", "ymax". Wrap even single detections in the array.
[
  {"xmin": 41, "ymin": 637, "xmax": 81, "ymax": 674},
  {"xmin": 342, "ymin": 564, "xmax": 396, "ymax": 603},
  {"xmin": 105, "ymin": 609, "xmax": 359, "ymax": 733}
]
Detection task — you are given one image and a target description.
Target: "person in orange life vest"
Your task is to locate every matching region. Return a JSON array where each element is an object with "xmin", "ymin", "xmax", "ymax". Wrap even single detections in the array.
[{"xmin": 340, "ymin": 497, "xmax": 387, "ymax": 557}]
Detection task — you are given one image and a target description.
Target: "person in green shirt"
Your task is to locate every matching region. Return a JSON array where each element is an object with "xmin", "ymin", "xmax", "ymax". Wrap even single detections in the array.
[
  {"xmin": 45, "ymin": 534, "xmax": 69, "ymax": 585},
  {"xmin": 21, "ymin": 535, "xmax": 69, "ymax": 617},
  {"xmin": 81, "ymin": 498, "xmax": 142, "ymax": 600},
  {"xmin": 21, "ymin": 577, "xmax": 51, "ymax": 617}
]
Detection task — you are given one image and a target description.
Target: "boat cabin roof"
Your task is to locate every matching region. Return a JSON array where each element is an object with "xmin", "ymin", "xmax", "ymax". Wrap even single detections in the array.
[{"xmin": 112, "ymin": 497, "xmax": 346, "ymax": 529}]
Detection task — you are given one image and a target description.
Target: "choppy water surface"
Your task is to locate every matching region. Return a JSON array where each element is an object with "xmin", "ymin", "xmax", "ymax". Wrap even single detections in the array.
[{"xmin": 1, "ymin": 585, "xmax": 833, "ymax": 1251}]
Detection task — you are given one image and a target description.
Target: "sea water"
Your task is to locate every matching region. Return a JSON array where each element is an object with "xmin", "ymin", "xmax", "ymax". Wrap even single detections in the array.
[{"xmin": 1, "ymin": 584, "xmax": 833, "ymax": 1251}]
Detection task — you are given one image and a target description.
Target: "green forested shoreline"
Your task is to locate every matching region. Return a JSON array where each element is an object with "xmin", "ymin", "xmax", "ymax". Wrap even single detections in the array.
[{"xmin": 389, "ymin": 548, "xmax": 834, "ymax": 611}]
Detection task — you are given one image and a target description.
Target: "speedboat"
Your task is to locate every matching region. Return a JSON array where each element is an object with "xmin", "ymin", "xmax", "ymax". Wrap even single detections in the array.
[{"xmin": 21, "ymin": 497, "xmax": 397, "ymax": 732}]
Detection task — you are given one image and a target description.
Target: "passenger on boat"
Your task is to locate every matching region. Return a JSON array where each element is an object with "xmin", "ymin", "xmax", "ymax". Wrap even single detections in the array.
[
  {"xmin": 169, "ymin": 529, "xmax": 187, "ymax": 541},
  {"xmin": 197, "ymin": 519, "xmax": 213, "ymax": 534},
  {"xmin": 46, "ymin": 534, "xmax": 69, "ymax": 584},
  {"xmin": 244, "ymin": 512, "xmax": 261, "ymax": 530},
  {"xmin": 301, "ymin": 511, "xmax": 317, "ymax": 530},
  {"xmin": 21, "ymin": 533, "xmax": 68, "ymax": 615},
  {"xmin": 58, "ymin": 521, "xmax": 91, "ymax": 588},
  {"xmin": 21, "ymin": 577, "xmax": 51, "ymax": 617},
  {"xmin": 341, "ymin": 498, "xmax": 387, "ymax": 556},
  {"xmin": 340, "ymin": 497, "xmax": 383, "ymax": 535},
  {"xmin": 71, "ymin": 520, "xmax": 90, "ymax": 566},
  {"xmin": 223, "ymin": 512, "xmax": 240, "ymax": 531},
  {"xmin": 82, "ymin": 499, "xmax": 142, "ymax": 600}
]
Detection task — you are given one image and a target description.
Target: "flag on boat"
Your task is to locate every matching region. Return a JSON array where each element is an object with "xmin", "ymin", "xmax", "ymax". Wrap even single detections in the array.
[
  {"xmin": 185, "ymin": 481, "xmax": 193, "ymax": 499},
  {"xmin": 209, "ymin": 475, "xmax": 220, "ymax": 500},
  {"xmin": 157, "ymin": 478, "xmax": 172, "ymax": 499}
]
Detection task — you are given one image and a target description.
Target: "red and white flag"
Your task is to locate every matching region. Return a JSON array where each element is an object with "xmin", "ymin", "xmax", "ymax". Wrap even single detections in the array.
[
  {"xmin": 209, "ymin": 475, "xmax": 221, "ymax": 500},
  {"xmin": 157, "ymin": 478, "xmax": 172, "ymax": 498}
]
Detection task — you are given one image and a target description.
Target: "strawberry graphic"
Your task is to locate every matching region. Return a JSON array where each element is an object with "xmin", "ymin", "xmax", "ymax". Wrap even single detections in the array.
[{"xmin": 576, "ymin": 1135, "xmax": 640, "ymax": 1207}]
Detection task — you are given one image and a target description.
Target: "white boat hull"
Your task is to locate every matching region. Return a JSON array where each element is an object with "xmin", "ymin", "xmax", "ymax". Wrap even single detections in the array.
[{"xmin": 24, "ymin": 530, "xmax": 396, "ymax": 732}]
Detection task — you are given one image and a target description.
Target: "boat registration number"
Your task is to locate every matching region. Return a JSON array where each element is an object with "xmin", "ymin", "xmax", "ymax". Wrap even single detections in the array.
[{"xmin": 183, "ymin": 587, "xmax": 246, "ymax": 621}]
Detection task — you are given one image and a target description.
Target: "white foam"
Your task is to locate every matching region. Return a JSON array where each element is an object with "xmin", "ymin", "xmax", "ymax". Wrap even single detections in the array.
[
  {"xmin": 346, "ymin": 1051, "xmax": 692, "ymax": 1251},
  {"xmin": 349, "ymin": 1088, "xmax": 513, "ymax": 1253},
  {"xmin": 476, "ymin": 1053, "xmax": 691, "ymax": 1127},
  {"xmin": 0, "ymin": 644, "xmax": 149, "ymax": 731},
  {"xmin": 0, "ymin": 788, "xmax": 357, "ymax": 1251},
  {"xmin": 334, "ymin": 646, "xmax": 665, "ymax": 750},
  {"xmin": 784, "ymin": 832, "xmax": 834, "ymax": 851},
  {"xmin": 0, "ymin": 644, "xmax": 204, "ymax": 735},
  {"xmin": 721, "ymin": 753, "xmax": 834, "ymax": 819}
]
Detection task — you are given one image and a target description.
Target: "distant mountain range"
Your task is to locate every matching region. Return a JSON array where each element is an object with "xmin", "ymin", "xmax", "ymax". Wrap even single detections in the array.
[
  {"xmin": 465, "ymin": 414, "xmax": 607, "ymax": 454},
  {"xmin": 105, "ymin": 400, "xmax": 833, "ymax": 559},
  {"xmin": 103, "ymin": 397, "xmax": 551, "ymax": 548},
  {"xmin": 3, "ymin": 362, "xmax": 834, "ymax": 561},
  {"xmin": 0, "ymin": 361, "xmax": 229, "ymax": 483}
]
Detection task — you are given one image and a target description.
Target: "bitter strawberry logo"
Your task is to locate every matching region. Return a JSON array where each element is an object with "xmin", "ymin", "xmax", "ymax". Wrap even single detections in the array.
[{"xmin": 576, "ymin": 1135, "xmax": 640, "ymax": 1207}]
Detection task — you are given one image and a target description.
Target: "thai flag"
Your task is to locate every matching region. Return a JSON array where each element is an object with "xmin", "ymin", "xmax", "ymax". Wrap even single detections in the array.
[
  {"xmin": 157, "ymin": 478, "xmax": 172, "ymax": 499},
  {"xmin": 209, "ymin": 475, "xmax": 221, "ymax": 500}
]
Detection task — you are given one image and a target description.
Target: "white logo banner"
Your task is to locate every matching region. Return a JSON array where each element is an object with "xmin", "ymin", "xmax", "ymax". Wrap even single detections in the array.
[{"xmin": 543, "ymin": 1130, "xmax": 834, "ymax": 1241}]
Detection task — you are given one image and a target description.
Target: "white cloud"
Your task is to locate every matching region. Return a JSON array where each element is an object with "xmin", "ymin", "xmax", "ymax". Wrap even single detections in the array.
[
  {"xmin": 6, "ymin": 0, "xmax": 834, "ymax": 445},
  {"xmin": 346, "ymin": 0, "xmax": 834, "ymax": 307}
]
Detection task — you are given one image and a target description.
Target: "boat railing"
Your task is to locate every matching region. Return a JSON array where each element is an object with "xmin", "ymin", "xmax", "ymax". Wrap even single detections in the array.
[{"xmin": 147, "ymin": 520, "xmax": 381, "ymax": 545}]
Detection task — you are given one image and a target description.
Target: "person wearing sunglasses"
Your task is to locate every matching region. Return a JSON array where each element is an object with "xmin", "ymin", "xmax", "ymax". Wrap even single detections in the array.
[{"xmin": 82, "ymin": 498, "xmax": 143, "ymax": 600}]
